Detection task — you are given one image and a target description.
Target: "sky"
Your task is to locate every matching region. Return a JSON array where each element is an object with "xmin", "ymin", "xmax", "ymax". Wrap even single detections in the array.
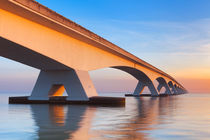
[{"xmin": 1, "ymin": 0, "xmax": 210, "ymax": 93}]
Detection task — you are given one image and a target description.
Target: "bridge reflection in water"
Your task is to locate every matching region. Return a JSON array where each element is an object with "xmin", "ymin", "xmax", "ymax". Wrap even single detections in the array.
[{"xmin": 26, "ymin": 96, "xmax": 177, "ymax": 140}]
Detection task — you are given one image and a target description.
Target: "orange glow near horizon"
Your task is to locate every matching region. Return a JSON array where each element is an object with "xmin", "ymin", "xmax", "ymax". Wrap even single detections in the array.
[
  {"xmin": 177, "ymin": 78, "xmax": 210, "ymax": 93},
  {"xmin": 171, "ymin": 68, "xmax": 210, "ymax": 80},
  {"xmin": 168, "ymin": 67, "xmax": 210, "ymax": 93}
]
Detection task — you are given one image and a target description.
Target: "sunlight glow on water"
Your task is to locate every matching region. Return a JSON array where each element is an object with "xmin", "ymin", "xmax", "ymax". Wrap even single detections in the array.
[{"xmin": 0, "ymin": 93, "xmax": 210, "ymax": 140}]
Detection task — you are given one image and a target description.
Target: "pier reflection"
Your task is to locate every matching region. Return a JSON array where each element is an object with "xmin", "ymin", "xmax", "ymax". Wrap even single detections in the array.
[
  {"xmin": 30, "ymin": 104, "xmax": 95, "ymax": 140},
  {"xmin": 91, "ymin": 96, "xmax": 177, "ymax": 140},
  {"xmin": 29, "ymin": 96, "xmax": 178, "ymax": 140}
]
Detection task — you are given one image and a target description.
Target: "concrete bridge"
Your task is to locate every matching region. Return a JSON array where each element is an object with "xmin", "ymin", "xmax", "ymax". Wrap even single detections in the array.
[{"xmin": 0, "ymin": 0, "xmax": 187, "ymax": 102}]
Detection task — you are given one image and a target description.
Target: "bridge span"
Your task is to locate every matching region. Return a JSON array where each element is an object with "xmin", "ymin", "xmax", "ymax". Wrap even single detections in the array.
[{"xmin": 0, "ymin": 0, "xmax": 187, "ymax": 102}]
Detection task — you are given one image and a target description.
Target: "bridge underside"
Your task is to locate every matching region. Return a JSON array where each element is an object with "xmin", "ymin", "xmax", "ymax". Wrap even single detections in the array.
[{"xmin": 0, "ymin": 37, "xmax": 70, "ymax": 70}]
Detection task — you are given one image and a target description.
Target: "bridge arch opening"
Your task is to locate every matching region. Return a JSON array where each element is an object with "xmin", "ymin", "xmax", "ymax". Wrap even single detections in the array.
[
  {"xmin": 111, "ymin": 66, "xmax": 159, "ymax": 96},
  {"xmin": 89, "ymin": 67, "xmax": 138, "ymax": 96},
  {"xmin": 153, "ymin": 79, "xmax": 166, "ymax": 94},
  {"xmin": 48, "ymin": 84, "xmax": 67, "ymax": 97},
  {"xmin": 154, "ymin": 77, "xmax": 171, "ymax": 94}
]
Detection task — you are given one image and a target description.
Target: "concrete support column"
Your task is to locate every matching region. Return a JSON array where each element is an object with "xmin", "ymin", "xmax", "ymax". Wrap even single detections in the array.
[
  {"xmin": 133, "ymin": 81, "xmax": 159, "ymax": 96},
  {"xmin": 157, "ymin": 83, "xmax": 171, "ymax": 94},
  {"xmin": 147, "ymin": 82, "xmax": 159, "ymax": 96},
  {"xmin": 176, "ymin": 87, "xmax": 180, "ymax": 93},
  {"xmin": 168, "ymin": 82, "xmax": 177, "ymax": 94},
  {"xmin": 28, "ymin": 70, "xmax": 98, "ymax": 101},
  {"xmin": 174, "ymin": 85, "xmax": 180, "ymax": 94},
  {"xmin": 156, "ymin": 78, "xmax": 172, "ymax": 94},
  {"xmin": 180, "ymin": 88, "xmax": 183, "ymax": 94},
  {"xmin": 133, "ymin": 81, "xmax": 145, "ymax": 96},
  {"xmin": 177, "ymin": 87, "xmax": 184, "ymax": 94}
]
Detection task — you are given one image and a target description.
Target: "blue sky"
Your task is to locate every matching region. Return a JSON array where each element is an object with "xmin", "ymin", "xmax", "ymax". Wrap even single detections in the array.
[
  {"xmin": 35, "ymin": 0, "xmax": 210, "ymax": 22},
  {"xmin": 1, "ymin": 0, "xmax": 210, "ymax": 93}
]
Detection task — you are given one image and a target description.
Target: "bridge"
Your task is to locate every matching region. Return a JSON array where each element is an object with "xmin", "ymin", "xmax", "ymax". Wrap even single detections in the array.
[{"xmin": 0, "ymin": 0, "xmax": 187, "ymax": 103}]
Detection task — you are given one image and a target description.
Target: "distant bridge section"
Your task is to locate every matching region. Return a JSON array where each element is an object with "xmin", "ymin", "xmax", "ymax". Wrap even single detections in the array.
[{"xmin": 0, "ymin": 0, "xmax": 187, "ymax": 101}]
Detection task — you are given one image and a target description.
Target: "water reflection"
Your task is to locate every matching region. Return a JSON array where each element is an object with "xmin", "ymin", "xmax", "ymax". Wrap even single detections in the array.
[
  {"xmin": 4, "ymin": 94, "xmax": 210, "ymax": 139},
  {"xmin": 92, "ymin": 97, "xmax": 178, "ymax": 140},
  {"xmin": 28, "ymin": 96, "xmax": 179, "ymax": 140},
  {"xmin": 30, "ymin": 104, "xmax": 92, "ymax": 140}
]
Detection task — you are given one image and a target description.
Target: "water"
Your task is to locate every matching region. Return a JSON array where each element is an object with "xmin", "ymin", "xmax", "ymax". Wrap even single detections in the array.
[{"xmin": 0, "ymin": 93, "xmax": 210, "ymax": 140}]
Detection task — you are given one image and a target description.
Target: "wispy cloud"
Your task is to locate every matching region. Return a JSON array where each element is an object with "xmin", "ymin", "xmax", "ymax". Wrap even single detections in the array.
[{"xmin": 87, "ymin": 18, "xmax": 210, "ymax": 55}]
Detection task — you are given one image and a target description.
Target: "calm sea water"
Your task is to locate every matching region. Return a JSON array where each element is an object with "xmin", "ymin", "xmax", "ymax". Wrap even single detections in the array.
[{"xmin": 0, "ymin": 93, "xmax": 210, "ymax": 140}]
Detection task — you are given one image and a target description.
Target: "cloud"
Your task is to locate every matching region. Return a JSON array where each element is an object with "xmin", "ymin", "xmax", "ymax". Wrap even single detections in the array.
[{"xmin": 87, "ymin": 18, "xmax": 210, "ymax": 56}]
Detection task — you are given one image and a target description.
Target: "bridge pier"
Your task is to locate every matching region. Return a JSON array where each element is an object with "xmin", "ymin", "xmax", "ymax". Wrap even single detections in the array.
[
  {"xmin": 133, "ymin": 81, "xmax": 145, "ymax": 96},
  {"xmin": 113, "ymin": 66, "xmax": 160, "ymax": 97},
  {"xmin": 28, "ymin": 70, "xmax": 98, "ymax": 101},
  {"xmin": 156, "ymin": 78, "xmax": 172, "ymax": 94},
  {"xmin": 147, "ymin": 82, "xmax": 160, "ymax": 96},
  {"xmin": 174, "ymin": 84, "xmax": 183, "ymax": 94},
  {"xmin": 133, "ymin": 81, "xmax": 159, "ymax": 97},
  {"xmin": 168, "ymin": 81, "xmax": 178, "ymax": 94},
  {"xmin": 177, "ymin": 87, "xmax": 185, "ymax": 94}
]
